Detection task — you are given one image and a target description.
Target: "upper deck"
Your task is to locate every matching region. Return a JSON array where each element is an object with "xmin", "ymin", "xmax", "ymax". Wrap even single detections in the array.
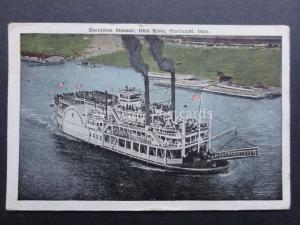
[
  {"xmin": 54, "ymin": 91, "xmax": 118, "ymax": 107},
  {"xmin": 55, "ymin": 90, "xmax": 175, "ymax": 119},
  {"xmin": 54, "ymin": 89, "xmax": 210, "ymax": 137}
]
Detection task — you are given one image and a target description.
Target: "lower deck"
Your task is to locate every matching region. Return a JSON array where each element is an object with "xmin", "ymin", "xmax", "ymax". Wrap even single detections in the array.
[
  {"xmin": 61, "ymin": 123, "xmax": 230, "ymax": 173},
  {"xmin": 101, "ymin": 133, "xmax": 183, "ymax": 165},
  {"xmin": 60, "ymin": 116, "xmax": 209, "ymax": 167}
]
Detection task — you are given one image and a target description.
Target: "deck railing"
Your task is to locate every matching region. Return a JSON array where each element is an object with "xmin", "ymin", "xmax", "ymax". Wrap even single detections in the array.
[
  {"xmin": 166, "ymin": 158, "xmax": 183, "ymax": 164},
  {"xmin": 212, "ymin": 147, "xmax": 259, "ymax": 160}
]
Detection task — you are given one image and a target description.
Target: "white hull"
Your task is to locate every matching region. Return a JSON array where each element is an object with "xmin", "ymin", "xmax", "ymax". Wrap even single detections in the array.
[
  {"xmin": 52, "ymin": 89, "xmax": 258, "ymax": 173},
  {"xmin": 56, "ymin": 119, "xmax": 229, "ymax": 173}
]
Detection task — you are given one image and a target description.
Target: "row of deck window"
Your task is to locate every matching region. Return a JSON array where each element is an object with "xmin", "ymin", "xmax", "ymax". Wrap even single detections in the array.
[
  {"xmin": 89, "ymin": 132, "xmax": 102, "ymax": 140},
  {"xmin": 104, "ymin": 134, "xmax": 181, "ymax": 159},
  {"xmin": 87, "ymin": 119, "xmax": 103, "ymax": 127},
  {"xmin": 113, "ymin": 126, "xmax": 146, "ymax": 137},
  {"xmin": 186, "ymin": 134, "xmax": 200, "ymax": 143}
]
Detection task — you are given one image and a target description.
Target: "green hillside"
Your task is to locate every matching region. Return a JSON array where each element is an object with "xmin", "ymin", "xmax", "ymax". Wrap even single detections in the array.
[
  {"xmin": 20, "ymin": 33, "xmax": 281, "ymax": 87},
  {"xmin": 88, "ymin": 46, "xmax": 281, "ymax": 87},
  {"xmin": 21, "ymin": 34, "xmax": 92, "ymax": 57}
]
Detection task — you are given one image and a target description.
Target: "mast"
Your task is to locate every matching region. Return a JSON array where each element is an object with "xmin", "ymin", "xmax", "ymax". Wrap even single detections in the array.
[
  {"xmin": 208, "ymin": 111, "xmax": 212, "ymax": 151},
  {"xmin": 65, "ymin": 80, "xmax": 67, "ymax": 92},
  {"xmin": 105, "ymin": 91, "xmax": 108, "ymax": 119},
  {"xmin": 144, "ymin": 76, "xmax": 150, "ymax": 125},
  {"xmin": 171, "ymin": 71, "xmax": 176, "ymax": 120},
  {"xmin": 197, "ymin": 92, "xmax": 203, "ymax": 154}
]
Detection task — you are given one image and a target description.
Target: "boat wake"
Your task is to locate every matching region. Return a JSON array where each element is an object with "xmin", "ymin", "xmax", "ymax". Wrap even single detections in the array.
[
  {"xmin": 21, "ymin": 108, "xmax": 51, "ymax": 127},
  {"xmin": 21, "ymin": 108, "xmax": 81, "ymax": 142}
]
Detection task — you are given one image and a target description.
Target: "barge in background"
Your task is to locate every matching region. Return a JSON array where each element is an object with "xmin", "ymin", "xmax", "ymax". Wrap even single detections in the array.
[
  {"xmin": 153, "ymin": 78, "xmax": 281, "ymax": 99},
  {"xmin": 21, "ymin": 52, "xmax": 65, "ymax": 66}
]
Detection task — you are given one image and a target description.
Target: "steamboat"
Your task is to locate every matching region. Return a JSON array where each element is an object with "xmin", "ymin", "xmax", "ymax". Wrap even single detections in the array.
[
  {"xmin": 52, "ymin": 84, "xmax": 259, "ymax": 173},
  {"xmin": 52, "ymin": 36, "xmax": 259, "ymax": 173}
]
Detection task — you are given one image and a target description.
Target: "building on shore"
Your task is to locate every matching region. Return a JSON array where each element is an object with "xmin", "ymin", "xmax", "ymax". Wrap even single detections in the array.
[
  {"xmin": 163, "ymin": 36, "xmax": 282, "ymax": 49},
  {"xmin": 21, "ymin": 52, "xmax": 65, "ymax": 64}
]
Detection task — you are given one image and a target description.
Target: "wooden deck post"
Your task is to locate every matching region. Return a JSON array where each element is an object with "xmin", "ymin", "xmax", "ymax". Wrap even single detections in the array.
[
  {"xmin": 182, "ymin": 119, "xmax": 186, "ymax": 158},
  {"xmin": 146, "ymin": 145, "xmax": 149, "ymax": 161},
  {"xmin": 208, "ymin": 111, "xmax": 212, "ymax": 150}
]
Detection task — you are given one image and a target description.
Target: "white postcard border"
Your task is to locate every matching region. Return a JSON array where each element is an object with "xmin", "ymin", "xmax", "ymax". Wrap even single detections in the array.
[{"xmin": 6, "ymin": 23, "xmax": 290, "ymax": 211}]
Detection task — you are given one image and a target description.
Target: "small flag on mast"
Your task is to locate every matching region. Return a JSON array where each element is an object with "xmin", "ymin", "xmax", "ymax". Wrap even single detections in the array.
[
  {"xmin": 192, "ymin": 94, "xmax": 201, "ymax": 102},
  {"xmin": 56, "ymin": 82, "xmax": 65, "ymax": 89},
  {"xmin": 75, "ymin": 83, "xmax": 83, "ymax": 90}
]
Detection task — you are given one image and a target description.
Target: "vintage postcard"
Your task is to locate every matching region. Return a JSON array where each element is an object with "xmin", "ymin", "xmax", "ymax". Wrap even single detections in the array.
[{"xmin": 6, "ymin": 23, "xmax": 290, "ymax": 210}]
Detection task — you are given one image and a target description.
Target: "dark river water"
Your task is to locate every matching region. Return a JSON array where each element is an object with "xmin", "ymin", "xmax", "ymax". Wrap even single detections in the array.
[{"xmin": 18, "ymin": 62, "xmax": 282, "ymax": 200}]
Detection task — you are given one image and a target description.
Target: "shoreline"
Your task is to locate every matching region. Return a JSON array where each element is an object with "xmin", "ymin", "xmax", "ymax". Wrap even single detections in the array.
[
  {"xmin": 149, "ymin": 72, "xmax": 281, "ymax": 99},
  {"xmin": 22, "ymin": 58, "xmax": 281, "ymax": 100}
]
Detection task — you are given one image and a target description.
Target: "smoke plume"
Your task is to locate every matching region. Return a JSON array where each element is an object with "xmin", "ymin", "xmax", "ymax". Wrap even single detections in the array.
[
  {"xmin": 122, "ymin": 35, "xmax": 150, "ymax": 125},
  {"xmin": 144, "ymin": 36, "xmax": 174, "ymax": 73},
  {"xmin": 145, "ymin": 36, "xmax": 176, "ymax": 120},
  {"xmin": 121, "ymin": 35, "xmax": 149, "ymax": 76}
]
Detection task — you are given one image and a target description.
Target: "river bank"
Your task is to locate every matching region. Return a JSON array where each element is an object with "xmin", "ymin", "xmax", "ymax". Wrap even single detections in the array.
[
  {"xmin": 149, "ymin": 72, "xmax": 281, "ymax": 99},
  {"xmin": 21, "ymin": 34, "xmax": 282, "ymax": 88}
]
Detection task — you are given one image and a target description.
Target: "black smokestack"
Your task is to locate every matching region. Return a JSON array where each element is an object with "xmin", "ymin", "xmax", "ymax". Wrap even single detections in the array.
[
  {"xmin": 145, "ymin": 36, "xmax": 176, "ymax": 120},
  {"xmin": 121, "ymin": 35, "xmax": 150, "ymax": 125}
]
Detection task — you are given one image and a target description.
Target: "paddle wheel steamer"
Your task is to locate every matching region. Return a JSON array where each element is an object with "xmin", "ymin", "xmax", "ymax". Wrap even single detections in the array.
[{"xmin": 52, "ymin": 85, "xmax": 259, "ymax": 173}]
